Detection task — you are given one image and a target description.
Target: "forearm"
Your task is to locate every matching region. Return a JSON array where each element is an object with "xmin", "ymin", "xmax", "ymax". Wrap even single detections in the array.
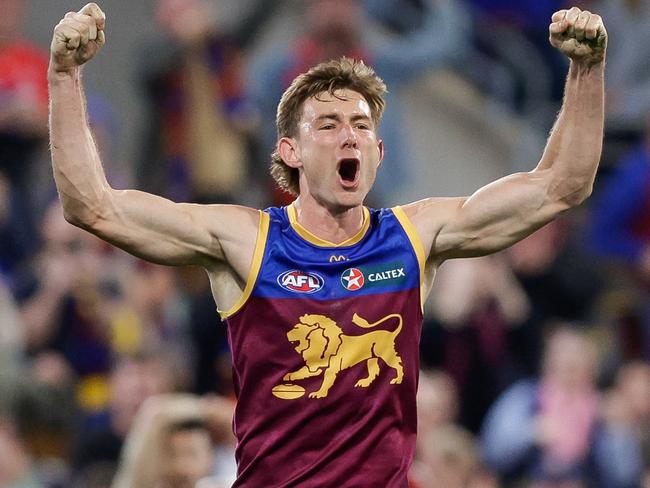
[
  {"xmin": 49, "ymin": 68, "xmax": 112, "ymax": 228},
  {"xmin": 535, "ymin": 60, "xmax": 605, "ymax": 207}
]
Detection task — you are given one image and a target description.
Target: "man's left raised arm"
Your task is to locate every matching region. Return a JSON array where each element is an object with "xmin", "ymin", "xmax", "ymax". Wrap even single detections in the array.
[{"xmin": 404, "ymin": 7, "xmax": 606, "ymax": 264}]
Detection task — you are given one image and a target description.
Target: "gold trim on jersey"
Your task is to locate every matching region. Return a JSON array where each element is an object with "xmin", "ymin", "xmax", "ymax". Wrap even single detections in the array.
[
  {"xmin": 219, "ymin": 210, "xmax": 270, "ymax": 319},
  {"xmin": 392, "ymin": 206, "xmax": 426, "ymax": 311},
  {"xmin": 287, "ymin": 203, "xmax": 370, "ymax": 247}
]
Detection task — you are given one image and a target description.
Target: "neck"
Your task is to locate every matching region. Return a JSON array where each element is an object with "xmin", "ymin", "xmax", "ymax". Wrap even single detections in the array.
[{"xmin": 293, "ymin": 196, "xmax": 365, "ymax": 245}]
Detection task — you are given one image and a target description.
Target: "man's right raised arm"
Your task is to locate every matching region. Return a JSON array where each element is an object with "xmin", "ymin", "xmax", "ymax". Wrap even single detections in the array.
[{"xmin": 48, "ymin": 3, "xmax": 258, "ymax": 269}]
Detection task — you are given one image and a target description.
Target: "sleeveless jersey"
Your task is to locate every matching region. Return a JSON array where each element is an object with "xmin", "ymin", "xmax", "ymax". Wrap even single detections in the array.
[{"xmin": 221, "ymin": 203, "xmax": 426, "ymax": 487}]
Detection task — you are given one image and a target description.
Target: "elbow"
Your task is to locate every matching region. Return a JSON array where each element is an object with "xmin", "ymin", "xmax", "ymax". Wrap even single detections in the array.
[
  {"xmin": 60, "ymin": 195, "xmax": 109, "ymax": 232},
  {"xmin": 560, "ymin": 183, "xmax": 593, "ymax": 208},
  {"xmin": 62, "ymin": 206, "xmax": 98, "ymax": 231},
  {"xmin": 545, "ymin": 172, "xmax": 594, "ymax": 210}
]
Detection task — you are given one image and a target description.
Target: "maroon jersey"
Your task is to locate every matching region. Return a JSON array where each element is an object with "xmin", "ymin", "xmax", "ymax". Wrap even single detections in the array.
[{"xmin": 221, "ymin": 204, "xmax": 426, "ymax": 487}]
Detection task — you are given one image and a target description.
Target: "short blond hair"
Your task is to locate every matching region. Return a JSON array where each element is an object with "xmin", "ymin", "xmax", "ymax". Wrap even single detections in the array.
[{"xmin": 270, "ymin": 57, "xmax": 387, "ymax": 196}]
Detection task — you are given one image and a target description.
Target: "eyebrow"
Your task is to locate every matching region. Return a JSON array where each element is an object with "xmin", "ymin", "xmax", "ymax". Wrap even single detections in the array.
[{"xmin": 314, "ymin": 113, "xmax": 373, "ymax": 124}]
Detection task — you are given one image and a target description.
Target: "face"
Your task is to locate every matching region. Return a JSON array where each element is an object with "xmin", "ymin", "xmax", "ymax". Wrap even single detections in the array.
[
  {"xmin": 542, "ymin": 329, "xmax": 597, "ymax": 390},
  {"xmin": 109, "ymin": 359, "xmax": 174, "ymax": 435},
  {"xmin": 307, "ymin": 0, "xmax": 361, "ymax": 57},
  {"xmin": 159, "ymin": 428, "xmax": 214, "ymax": 488},
  {"xmin": 280, "ymin": 89, "xmax": 383, "ymax": 211}
]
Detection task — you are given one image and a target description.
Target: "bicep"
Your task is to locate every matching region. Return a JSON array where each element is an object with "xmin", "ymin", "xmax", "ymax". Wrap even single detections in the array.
[
  {"xmin": 85, "ymin": 189, "xmax": 251, "ymax": 267},
  {"xmin": 409, "ymin": 170, "xmax": 569, "ymax": 261}
]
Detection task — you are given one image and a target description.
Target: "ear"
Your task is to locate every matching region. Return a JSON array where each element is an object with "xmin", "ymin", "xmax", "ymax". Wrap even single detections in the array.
[
  {"xmin": 376, "ymin": 139, "xmax": 384, "ymax": 169},
  {"xmin": 278, "ymin": 137, "xmax": 302, "ymax": 169}
]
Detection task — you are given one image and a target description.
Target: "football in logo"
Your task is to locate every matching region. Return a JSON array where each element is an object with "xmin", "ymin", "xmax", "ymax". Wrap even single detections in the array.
[
  {"xmin": 341, "ymin": 268, "xmax": 365, "ymax": 291},
  {"xmin": 277, "ymin": 270, "xmax": 325, "ymax": 293}
]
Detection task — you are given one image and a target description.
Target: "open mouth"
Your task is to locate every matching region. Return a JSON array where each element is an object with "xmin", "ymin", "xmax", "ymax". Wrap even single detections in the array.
[{"xmin": 337, "ymin": 158, "xmax": 360, "ymax": 187}]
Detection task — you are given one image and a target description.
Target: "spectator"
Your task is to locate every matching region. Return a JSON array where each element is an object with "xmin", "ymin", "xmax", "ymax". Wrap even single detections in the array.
[
  {"xmin": 18, "ymin": 201, "xmax": 115, "ymax": 377},
  {"xmin": 424, "ymin": 254, "xmax": 530, "ymax": 431},
  {"xmin": 411, "ymin": 370, "xmax": 499, "ymax": 488},
  {"xmin": 593, "ymin": 361, "xmax": 650, "ymax": 488},
  {"xmin": 507, "ymin": 218, "xmax": 603, "ymax": 376},
  {"xmin": 138, "ymin": 0, "xmax": 273, "ymax": 204},
  {"xmin": 480, "ymin": 326, "xmax": 616, "ymax": 487},
  {"xmin": 72, "ymin": 349, "xmax": 178, "ymax": 485},
  {"xmin": 588, "ymin": 127, "xmax": 650, "ymax": 359},
  {"xmin": 0, "ymin": 0, "xmax": 49, "ymax": 252},
  {"xmin": 0, "ymin": 353, "xmax": 77, "ymax": 487},
  {"xmin": 112, "ymin": 393, "xmax": 235, "ymax": 488},
  {"xmin": 465, "ymin": 0, "xmax": 567, "ymax": 119},
  {"xmin": 593, "ymin": 0, "xmax": 650, "ymax": 129}
]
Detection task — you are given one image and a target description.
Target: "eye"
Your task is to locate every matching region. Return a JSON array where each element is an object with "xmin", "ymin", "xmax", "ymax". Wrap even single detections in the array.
[
  {"xmin": 319, "ymin": 124, "xmax": 335, "ymax": 130},
  {"xmin": 355, "ymin": 123, "xmax": 370, "ymax": 130}
]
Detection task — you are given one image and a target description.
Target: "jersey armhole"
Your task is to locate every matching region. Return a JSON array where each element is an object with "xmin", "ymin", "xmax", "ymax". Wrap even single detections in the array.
[
  {"xmin": 218, "ymin": 210, "xmax": 270, "ymax": 320},
  {"xmin": 392, "ymin": 206, "xmax": 426, "ymax": 312}
]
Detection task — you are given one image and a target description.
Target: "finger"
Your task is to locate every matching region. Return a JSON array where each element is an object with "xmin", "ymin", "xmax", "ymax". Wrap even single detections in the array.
[
  {"xmin": 63, "ymin": 12, "xmax": 98, "ymax": 41},
  {"xmin": 549, "ymin": 10, "xmax": 569, "ymax": 38},
  {"xmin": 62, "ymin": 19, "xmax": 91, "ymax": 47},
  {"xmin": 54, "ymin": 25, "xmax": 82, "ymax": 51},
  {"xmin": 97, "ymin": 29, "xmax": 105, "ymax": 47},
  {"xmin": 549, "ymin": 21, "xmax": 567, "ymax": 37},
  {"xmin": 584, "ymin": 14, "xmax": 602, "ymax": 40},
  {"xmin": 551, "ymin": 9, "xmax": 568, "ymax": 22},
  {"xmin": 573, "ymin": 10, "xmax": 591, "ymax": 41},
  {"xmin": 564, "ymin": 6, "xmax": 582, "ymax": 36},
  {"xmin": 78, "ymin": 2, "xmax": 106, "ymax": 31}
]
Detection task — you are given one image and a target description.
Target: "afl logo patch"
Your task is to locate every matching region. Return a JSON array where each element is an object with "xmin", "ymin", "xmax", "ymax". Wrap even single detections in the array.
[
  {"xmin": 277, "ymin": 270, "xmax": 325, "ymax": 293},
  {"xmin": 341, "ymin": 268, "xmax": 365, "ymax": 291}
]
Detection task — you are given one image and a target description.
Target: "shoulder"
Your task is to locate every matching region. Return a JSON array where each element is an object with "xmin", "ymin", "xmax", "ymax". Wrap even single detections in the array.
[
  {"xmin": 399, "ymin": 197, "xmax": 466, "ymax": 223},
  {"xmin": 394, "ymin": 197, "xmax": 467, "ymax": 261}
]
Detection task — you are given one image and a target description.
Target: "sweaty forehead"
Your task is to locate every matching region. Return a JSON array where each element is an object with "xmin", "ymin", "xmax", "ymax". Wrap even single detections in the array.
[{"xmin": 300, "ymin": 89, "xmax": 372, "ymax": 123}]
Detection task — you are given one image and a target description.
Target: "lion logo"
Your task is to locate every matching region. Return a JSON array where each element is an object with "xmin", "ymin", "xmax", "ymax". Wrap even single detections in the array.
[{"xmin": 281, "ymin": 313, "xmax": 404, "ymax": 399}]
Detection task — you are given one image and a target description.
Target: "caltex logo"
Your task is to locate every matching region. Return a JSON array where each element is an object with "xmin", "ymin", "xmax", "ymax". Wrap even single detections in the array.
[
  {"xmin": 341, "ymin": 268, "xmax": 365, "ymax": 291},
  {"xmin": 277, "ymin": 270, "xmax": 324, "ymax": 293}
]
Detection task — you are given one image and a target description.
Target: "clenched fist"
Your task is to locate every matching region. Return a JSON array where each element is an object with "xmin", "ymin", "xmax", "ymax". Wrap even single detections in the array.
[
  {"xmin": 549, "ymin": 7, "xmax": 607, "ymax": 66},
  {"xmin": 50, "ymin": 3, "xmax": 106, "ymax": 73}
]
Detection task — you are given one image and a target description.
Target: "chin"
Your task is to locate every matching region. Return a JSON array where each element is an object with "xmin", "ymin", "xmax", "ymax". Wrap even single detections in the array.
[{"xmin": 334, "ymin": 189, "xmax": 366, "ymax": 209}]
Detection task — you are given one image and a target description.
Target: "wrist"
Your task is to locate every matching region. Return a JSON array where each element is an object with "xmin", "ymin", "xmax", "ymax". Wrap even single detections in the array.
[
  {"xmin": 569, "ymin": 58, "xmax": 605, "ymax": 80},
  {"xmin": 47, "ymin": 64, "xmax": 81, "ymax": 83},
  {"xmin": 570, "ymin": 56, "xmax": 606, "ymax": 74}
]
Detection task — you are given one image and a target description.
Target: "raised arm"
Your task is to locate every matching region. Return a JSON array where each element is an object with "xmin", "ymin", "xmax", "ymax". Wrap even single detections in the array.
[
  {"xmin": 404, "ymin": 7, "xmax": 606, "ymax": 266},
  {"xmin": 48, "ymin": 3, "xmax": 258, "ymax": 272}
]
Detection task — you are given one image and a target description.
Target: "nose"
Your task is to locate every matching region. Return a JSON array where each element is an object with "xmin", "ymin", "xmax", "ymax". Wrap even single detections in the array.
[{"xmin": 340, "ymin": 123, "xmax": 358, "ymax": 149}]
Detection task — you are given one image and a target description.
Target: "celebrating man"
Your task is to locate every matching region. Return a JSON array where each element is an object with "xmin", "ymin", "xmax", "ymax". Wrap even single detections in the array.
[{"xmin": 49, "ymin": 4, "xmax": 606, "ymax": 486}]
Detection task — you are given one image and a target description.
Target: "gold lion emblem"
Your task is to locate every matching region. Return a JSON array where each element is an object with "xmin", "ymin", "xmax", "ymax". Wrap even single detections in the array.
[{"xmin": 282, "ymin": 313, "xmax": 404, "ymax": 399}]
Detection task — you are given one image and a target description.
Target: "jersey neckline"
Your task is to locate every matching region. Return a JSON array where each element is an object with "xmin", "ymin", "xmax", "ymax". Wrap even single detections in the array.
[{"xmin": 286, "ymin": 203, "xmax": 370, "ymax": 248}]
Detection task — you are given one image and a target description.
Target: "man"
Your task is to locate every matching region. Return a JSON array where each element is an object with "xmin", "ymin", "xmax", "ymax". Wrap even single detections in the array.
[
  {"xmin": 112, "ymin": 394, "xmax": 235, "ymax": 488},
  {"xmin": 49, "ymin": 3, "xmax": 606, "ymax": 486}
]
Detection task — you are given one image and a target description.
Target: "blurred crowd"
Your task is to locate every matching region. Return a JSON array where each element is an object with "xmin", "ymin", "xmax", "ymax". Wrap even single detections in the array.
[{"xmin": 1, "ymin": 0, "xmax": 650, "ymax": 487}]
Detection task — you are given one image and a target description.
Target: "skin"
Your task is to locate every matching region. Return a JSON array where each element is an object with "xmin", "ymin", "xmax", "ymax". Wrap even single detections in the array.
[
  {"xmin": 48, "ymin": 4, "xmax": 605, "ymax": 308},
  {"xmin": 159, "ymin": 428, "xmax": 214, "ymax": 488}
]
